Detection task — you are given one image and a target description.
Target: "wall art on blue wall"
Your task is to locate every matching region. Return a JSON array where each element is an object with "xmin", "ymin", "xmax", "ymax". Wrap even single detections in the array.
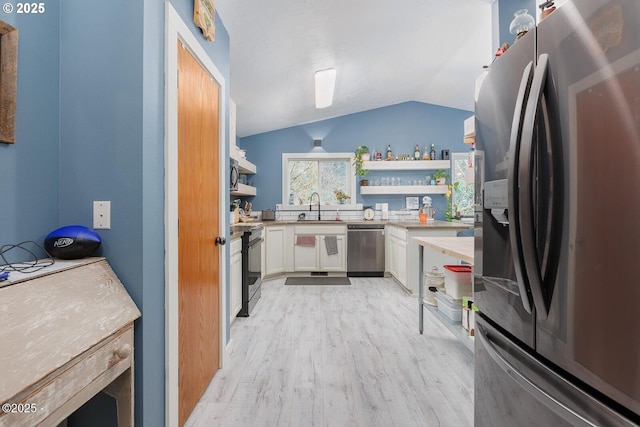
[{"xmin": 0, "ymin": 20, "xmax": 18, "ymax": 144}]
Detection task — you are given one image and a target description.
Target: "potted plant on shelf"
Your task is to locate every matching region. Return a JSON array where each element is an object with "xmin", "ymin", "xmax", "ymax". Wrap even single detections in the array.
[
  {"xmin": 444, "ymin": 185, "xmax": 459, "ymax": 221},
  {"xmin": 432, "ymin": 169, "xmax": 448, "ymax": 185},
  {"xmin": 333, "ymin": 189, "xmax": 350, "ymax": 204},
  {"xmin": 353, "ymin": 145, "xmax": 370, "ymax": 181}
]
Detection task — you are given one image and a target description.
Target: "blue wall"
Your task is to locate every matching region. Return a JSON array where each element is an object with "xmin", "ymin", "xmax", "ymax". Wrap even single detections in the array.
[
  {"xmin": 58, "ymin": 1, "xmax": 230, "ymax": 425},
  {"xmin": 0, "ymin": 4, "xmax": 60, "ymax": 248},
  {"xmin": 239, "ymin": 101, "xmax": 472, "ymax": 219},
  {"xmin": 59, "ymin": 2, "xmax": 146, "ymax": 425},
  {"xmin": 497, "ymin": 0, "xmax": 537, "ymax": 47},
  {"xmin": 0, "ymin": 1, "xmax": 229, "ymax": 426}
]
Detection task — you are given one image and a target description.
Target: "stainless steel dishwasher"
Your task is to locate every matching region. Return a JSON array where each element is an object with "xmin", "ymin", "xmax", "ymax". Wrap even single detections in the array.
[{"xmin": 347, "ymin": 223, "xmax": 385, "ymax": 277}]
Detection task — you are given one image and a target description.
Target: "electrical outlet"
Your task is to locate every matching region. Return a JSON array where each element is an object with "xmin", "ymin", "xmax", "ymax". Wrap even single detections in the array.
[{"xmin": 93, "ymin": 201, "xmax": 111, "ymax": 229}]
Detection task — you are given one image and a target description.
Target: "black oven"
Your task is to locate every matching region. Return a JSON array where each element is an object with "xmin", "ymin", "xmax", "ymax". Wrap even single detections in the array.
[{"xmin": 238, "ymin": 225, "xmax": 263, "ymax": 316}]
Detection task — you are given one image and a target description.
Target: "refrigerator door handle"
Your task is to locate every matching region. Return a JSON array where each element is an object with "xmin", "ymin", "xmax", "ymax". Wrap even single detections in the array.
[
  {"xmin": 477, "ymin": 324, "xmax": 597, "ymax": 427},
  {"xmin": 507, "ymin": 60, "xmax": 534, "ymax": 314},
  {"xmin": 518, "ymin": 54, "xmax": 549, "ymax": 319}
]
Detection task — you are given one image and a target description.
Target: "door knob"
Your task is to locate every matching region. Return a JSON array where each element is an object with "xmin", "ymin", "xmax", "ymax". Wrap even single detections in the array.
[{"xmin": 215, "ymin": 236, "xmax": 226, "ymax": 246}]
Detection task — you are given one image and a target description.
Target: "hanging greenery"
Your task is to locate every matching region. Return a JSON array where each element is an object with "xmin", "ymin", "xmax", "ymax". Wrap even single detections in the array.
[{"xmin": 353, "ymin": 145, "xmax": 370, "ymax": 176}]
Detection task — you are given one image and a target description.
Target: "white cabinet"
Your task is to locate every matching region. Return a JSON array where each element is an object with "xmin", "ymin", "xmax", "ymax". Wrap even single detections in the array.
[
  {"xmin": 319, "ymin": 235, "xmax": 346, "ymax": 271},
  {"xmin": 397, "ymin": 237, "xmax": 408, "ymax": 287},
  {"xmin": 294, "ymin": 239, "xmax": 319, "ymax": 271},
  {"xmin": 229, "ymin": 238, "xmax": 243, "ymax": 321},
  {"xmin": 265, "ymin": 226, "xmax": 286, "ymax": 276},
  {"xmin": 386, "ymin": 225, "xmax": 408, "ymax": 288},
  {"xmin": 387, "ymin": 225, "xmax": 399, "ymax": 278},
  {"xmin": 293, "ymin": 224, "xmax": 347, "ymax": 273}
]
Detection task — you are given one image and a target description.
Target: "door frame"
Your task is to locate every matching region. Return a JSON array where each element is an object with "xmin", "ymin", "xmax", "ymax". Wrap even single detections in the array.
[{"xmin": 165, "ymin": 4, "xmax": 228, "ymax": 426}]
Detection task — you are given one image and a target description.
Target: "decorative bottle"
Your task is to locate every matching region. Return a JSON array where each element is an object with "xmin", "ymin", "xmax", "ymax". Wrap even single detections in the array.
[
  {"xmin": 423, "ymin": 146, "xmax": 430, "ymax": 160},
  {"xmin": 539, "ymin": 1, "xmax": 556, "ymax": 20},
  {"xmin": 509, "ymin": 9, "xmax": 535, "ymax": 42},
  {"xmin": 386, "ymin": 144, "xmax": 393, "ymax": 160},
  {"xmin": 414, "ymin": 144, "xmax": 421, "ymax": 160},
  {"xmin": 430, "ymin": 144, "xmax": 436, "ymax": 160}
]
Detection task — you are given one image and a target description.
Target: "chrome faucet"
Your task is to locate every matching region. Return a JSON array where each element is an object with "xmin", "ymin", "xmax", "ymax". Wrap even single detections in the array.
[{"xmin": 310, "ymin": 192, "xmax": 321, "ymax": 220}]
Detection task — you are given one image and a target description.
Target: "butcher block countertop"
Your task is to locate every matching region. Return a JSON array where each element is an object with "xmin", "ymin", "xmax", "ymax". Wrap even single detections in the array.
[
  {"xmin": 413, "ymin": 236, "xmax": 474, "ymax": 264},
  {"xmin": 0, "ymin": 257, "xmax": 140, "ymax": 426}
]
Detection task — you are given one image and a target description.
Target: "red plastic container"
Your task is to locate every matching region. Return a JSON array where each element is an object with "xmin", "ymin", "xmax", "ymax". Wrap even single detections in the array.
[{"xmin": 443, "ymin": 264, "xmax": 473, "ymax": 299}]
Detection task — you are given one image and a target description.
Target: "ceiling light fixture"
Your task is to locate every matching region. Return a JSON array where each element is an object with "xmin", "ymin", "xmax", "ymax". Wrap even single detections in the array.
[{"xmin": 314, "ymin": 68, "xmax": 336, "ymax": 109}]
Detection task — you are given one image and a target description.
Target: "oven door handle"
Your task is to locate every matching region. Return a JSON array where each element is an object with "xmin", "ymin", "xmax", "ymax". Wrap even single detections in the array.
[{"xmin": 248, "ymin": 238, "xmax": 263, "ymax": 248}]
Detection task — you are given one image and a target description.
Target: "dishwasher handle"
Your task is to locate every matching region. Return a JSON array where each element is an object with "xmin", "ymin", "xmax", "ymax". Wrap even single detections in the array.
[{"xmin": 347, "ymin": 224, "xmax": 385, "ymax": 230}]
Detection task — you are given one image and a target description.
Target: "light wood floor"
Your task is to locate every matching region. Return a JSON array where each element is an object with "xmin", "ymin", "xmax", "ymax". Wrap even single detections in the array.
[{"xmin": 186, "ymin": 277, "xmax": 474, "ymax": 427}]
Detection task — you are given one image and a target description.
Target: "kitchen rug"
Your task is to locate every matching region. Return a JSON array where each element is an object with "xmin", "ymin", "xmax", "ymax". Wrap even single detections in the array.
[{"xmin": 285, "ymin": 277, "xmax": 351, "ymax": 286}]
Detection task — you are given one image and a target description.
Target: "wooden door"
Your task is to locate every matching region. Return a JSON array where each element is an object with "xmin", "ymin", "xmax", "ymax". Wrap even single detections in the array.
[{"xmin": 177, "ymin": 41, "xmax": 221, "ymax": 427}]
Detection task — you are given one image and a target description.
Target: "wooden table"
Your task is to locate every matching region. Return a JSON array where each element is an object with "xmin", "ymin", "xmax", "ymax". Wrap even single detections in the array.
[
  {"xmin": 413, "ymin": 237, "xmax": 474, "ymax": 334},
  {"xmin": 0, "ymin": 258, "xmax": 140, "ymax": 427}
]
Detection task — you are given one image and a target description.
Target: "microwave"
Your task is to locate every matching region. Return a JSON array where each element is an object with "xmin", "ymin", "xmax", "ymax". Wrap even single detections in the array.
[{"xmin": 230, "ymin": 159, "xmax": 239, "ymax": 191}]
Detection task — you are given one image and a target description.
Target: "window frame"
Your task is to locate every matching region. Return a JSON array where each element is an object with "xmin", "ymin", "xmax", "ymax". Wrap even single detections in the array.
[
  {"xmin": 450, "ymin": 152, "xmax": 477, "ymax": 220},
  {"xmin": 281, "ymin": 152, "xmax": 357, "ymax": 210}
]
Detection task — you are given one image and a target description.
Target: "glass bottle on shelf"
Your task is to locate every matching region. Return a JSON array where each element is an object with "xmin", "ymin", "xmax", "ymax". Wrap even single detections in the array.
[
  {"xmin": 423, "ymin": 146, "xmax": 430, "ymax": 160},
  {"xmin": 414, "ymin": 144, "xmax": 421, "ymax": 160},
  {"xmin": 386, "ymin": 144, "xmax": 393, "ymax": 160},
  {"xmin": 430, "ymin": 144, "xmax": 436, "ymax": 160}
]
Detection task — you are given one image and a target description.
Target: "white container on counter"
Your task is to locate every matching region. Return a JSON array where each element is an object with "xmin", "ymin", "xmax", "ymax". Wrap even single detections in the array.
[{"xmin": 444, "ymin": 264, "xmax": 472, "ymax": 299}]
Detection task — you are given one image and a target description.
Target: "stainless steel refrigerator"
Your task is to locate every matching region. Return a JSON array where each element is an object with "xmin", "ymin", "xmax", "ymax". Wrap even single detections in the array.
[{"xmin": 474, "ymin": 1, "xmax": 640, "ymax": 425}]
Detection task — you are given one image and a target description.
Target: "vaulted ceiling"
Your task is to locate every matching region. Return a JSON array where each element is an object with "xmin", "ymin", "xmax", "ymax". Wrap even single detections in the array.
[{"xmin": 214, "ymin": 0, "xmax": 495, "ymax": 137}]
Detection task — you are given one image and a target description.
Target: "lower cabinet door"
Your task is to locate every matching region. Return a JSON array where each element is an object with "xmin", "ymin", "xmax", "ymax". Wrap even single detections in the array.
[
  {"xmin": 397, "ymin": 239, "xmax": 408, "ymax": 286},
  {"xmin": 265, "ymin": 226, "xmax": 285, "ymax": 276},
  {"xmin": 389, "ymin": 236, "xmax": 398, "ymax": 278},
  {"xmin": 230, "ymin": 241, "xmax": 243, "ymax": 319},
  {"xmin": 294, "ymin": 238, "xmax": 318, "ymax": 271},
  {"xmin": 319, "ymin": 235, "xmax": 346, "ymax": 271}
]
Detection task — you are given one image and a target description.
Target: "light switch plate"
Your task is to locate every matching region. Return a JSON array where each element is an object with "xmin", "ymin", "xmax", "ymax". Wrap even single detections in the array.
[{"xmin": 93, "ymin": 201, "xmax": 111, "ymax": 229}]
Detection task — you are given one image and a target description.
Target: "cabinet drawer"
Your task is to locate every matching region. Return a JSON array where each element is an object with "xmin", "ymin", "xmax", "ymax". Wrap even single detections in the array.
[{"xmin": 0, "ymin": 326, "xmax": 134, "ymax": 427}]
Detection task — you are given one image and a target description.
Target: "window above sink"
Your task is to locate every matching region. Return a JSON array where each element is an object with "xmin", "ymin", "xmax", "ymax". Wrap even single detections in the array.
[{"xmin": 281, "ymin": 153, "xmax": 357, "ymax": 210}]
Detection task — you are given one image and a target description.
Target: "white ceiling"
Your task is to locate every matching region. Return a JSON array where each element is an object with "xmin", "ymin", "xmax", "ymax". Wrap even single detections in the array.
[{"xmin": 214, "ymin": 0, "xmax": 495, "ymax": 138}]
